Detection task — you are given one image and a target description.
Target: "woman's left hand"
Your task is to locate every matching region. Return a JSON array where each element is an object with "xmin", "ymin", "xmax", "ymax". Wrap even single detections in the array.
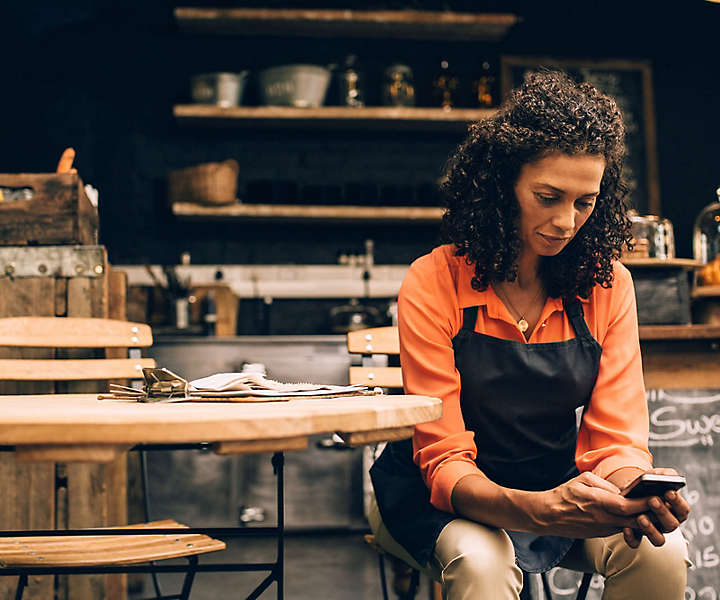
[{"xmin": 622, "ymin": 467, "xmax": 690, "ymax": 548}]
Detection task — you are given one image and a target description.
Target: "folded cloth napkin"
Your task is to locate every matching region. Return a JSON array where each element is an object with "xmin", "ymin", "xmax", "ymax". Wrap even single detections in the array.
[{"xmin": 188, "ymin": 372, "xmax": 369, "ymax": 398}]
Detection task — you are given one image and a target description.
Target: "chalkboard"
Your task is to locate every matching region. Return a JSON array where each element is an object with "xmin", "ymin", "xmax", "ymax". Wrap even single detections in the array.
[
  {"xmin": 538, "ymin": 388, "xmax": 720, "ymax": 599},
  {"xmin": 500, "ymin": 56, "xmax": 660, "ymax": 216},
  {"xmin": 649, "ymin": 388, "xmax": 720, "ymax": 599}
]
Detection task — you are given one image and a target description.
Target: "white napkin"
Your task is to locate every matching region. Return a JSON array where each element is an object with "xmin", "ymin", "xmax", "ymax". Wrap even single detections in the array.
[{"xmin": 188, "ymin": 372, "xmax": 367, "ymax": 397}]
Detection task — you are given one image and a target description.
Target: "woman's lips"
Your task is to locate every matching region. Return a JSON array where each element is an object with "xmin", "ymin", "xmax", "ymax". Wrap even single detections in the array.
[{"xmin": 538, "ymin": 233, "xmax": 571, "ymax": 245}]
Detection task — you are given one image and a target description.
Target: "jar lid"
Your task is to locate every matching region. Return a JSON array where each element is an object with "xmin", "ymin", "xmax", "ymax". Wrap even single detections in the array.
[{"xmin": 385, "ymin": 64, "xmax": 413, "ymax": 76}]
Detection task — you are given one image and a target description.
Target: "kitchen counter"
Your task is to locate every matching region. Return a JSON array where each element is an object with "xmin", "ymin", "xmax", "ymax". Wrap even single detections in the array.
[{"xmin": 154, "ymin": 334, "xmax": 347, "ymax": 344}]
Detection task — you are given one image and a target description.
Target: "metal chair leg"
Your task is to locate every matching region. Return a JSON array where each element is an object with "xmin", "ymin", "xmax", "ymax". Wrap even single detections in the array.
[
  {"xmin": 406, "ymin": 569, "xmax": 420, "ymax": 599},
  {"xmin": 179, "ymin": 555, "xmax": 198, "ymax": 600},
  {"xmin": 378, "ymin": 553, "xmax": 390, "ymax": 600},
  {"xmin": 139, "ymin": 447, "xmax": 164, "ymax": 599},
  {"xmin": 519, "ymin": 570, "xmax": 532, "ymax": 600},
  {"xmin": 14, "ymin": 574, "xmax": 27, "ymax": 600},
  {"xmin": 272, "ymin": 452, "xmax": 285, "ymax": 600},
  {"xmin": 576, "ymin": 572, "xmax": 592, "ymax": 600},
  {"xmin": 538, "ymin": 570, "xmax": 593, "ymax": 600},
  {"xmin": 539, "ymin": 571, "xmax": 553, "ymax": 600}
]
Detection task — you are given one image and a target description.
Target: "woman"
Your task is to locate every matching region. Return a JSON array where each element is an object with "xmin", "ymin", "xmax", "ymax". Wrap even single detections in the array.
[{"xmin": 369, "ymin": 70, "xmax": 690, "ymax": 599}]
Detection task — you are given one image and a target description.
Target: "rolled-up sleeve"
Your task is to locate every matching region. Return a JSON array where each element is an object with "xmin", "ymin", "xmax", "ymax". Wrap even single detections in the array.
[
  {"xmin": 576, "ymin": 264, "xmax": 653, "ymax": 477},
  {"xmin": 399, "ymin": 255, "xmax": 484, "ymax": 514}
]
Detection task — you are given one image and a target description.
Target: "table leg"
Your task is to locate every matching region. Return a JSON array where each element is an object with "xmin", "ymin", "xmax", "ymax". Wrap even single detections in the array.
[{"xmin": 272, "ymin": 452, "xmax": 284, "ymax": 600}]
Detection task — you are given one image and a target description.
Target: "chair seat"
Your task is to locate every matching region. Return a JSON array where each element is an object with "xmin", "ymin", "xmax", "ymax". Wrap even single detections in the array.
[{"xmin": 0, "ymin": 519, "xmax": 226, "ymax": 567}]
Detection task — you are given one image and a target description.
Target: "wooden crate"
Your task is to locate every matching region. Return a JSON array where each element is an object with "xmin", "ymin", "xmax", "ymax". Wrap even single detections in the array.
[
  {"xmin": 0, "ymin": 173, "xmax": 98, "ymax": 245},
  {"xmin": 0, "ymin": 245, "xmax": 127, "ymax": 600}
]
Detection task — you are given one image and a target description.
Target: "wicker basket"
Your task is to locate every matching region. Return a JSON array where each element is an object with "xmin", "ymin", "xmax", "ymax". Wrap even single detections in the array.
[{"xmin": 168, "ymin": 159, "xmax": 239, "ymax": 206}]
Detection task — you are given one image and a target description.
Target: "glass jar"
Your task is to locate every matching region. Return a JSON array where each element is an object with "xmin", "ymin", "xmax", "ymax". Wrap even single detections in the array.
[
  {"xmin": 382, "ymin": 64, "xmax": 415, "ymax": 107},
  {"xmin": 432, "ymin": 60, "xmax": 459, "ymax": 111},
  {"xmin": 338, "ymin": 54, "xmax": 364, "ymax": 107},
  {"xmin": 628, "ymin": 213, "xmax": 675, "ymax": 259},
  {"xmin": 693, "ymin": 187, "xmax": 720, "ymax": 285},
  {"xmin": 471, "ymin": 60, "xmax": 496, "ymax": 108}
]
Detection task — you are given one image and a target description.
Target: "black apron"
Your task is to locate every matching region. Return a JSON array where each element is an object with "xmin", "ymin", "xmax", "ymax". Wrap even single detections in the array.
[{"xmin": 370, "ymin": 297, "xmax": 602, "ymax": 572}]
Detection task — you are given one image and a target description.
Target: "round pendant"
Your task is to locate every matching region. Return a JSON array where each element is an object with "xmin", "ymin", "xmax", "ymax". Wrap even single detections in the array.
[{"xmin": 517, "ymin": 318, "xmax": 529, "ymax": 333}]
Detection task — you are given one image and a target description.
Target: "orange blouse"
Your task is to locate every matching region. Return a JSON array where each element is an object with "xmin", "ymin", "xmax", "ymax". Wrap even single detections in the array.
[{"xmin": 399, "ymin": 244, "xmax": 652, "ymax": 514}]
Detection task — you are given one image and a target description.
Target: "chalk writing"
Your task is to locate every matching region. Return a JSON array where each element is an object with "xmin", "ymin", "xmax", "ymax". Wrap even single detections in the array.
[{"xmin": 542, "ymin": 389, "xmax": 719, "ymax": 599}]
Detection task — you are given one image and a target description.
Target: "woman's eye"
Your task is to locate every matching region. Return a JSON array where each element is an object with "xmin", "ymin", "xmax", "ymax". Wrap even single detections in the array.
[
  {"xmin": 576, "ymin": 201, "xmax": 595, "ymax": 209},
  {"xmin": 535, "ymin": 194, "xmax": 557, "ymax": 204}
]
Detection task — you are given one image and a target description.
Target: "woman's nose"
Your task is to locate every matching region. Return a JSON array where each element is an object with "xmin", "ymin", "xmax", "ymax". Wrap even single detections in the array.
[{"xmin": 551, "ymin": 205, "xmax": 576, "ymax": 232}]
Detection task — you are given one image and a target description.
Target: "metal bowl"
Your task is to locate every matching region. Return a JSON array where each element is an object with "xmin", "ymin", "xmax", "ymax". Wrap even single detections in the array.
[
  {"xmin": 191, "ymin": 72, "xmax": 248, "ymax": 107},
  {"xmin": 258, "ymin": 64, "xmax": 331, "ymax": 108}
]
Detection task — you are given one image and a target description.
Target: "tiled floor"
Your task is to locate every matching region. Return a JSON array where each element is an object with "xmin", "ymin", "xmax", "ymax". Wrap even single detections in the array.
[
  {"xmin": 130, "ymin": 446, "xmax": 397, "ymax": 598},
  {"xmin": 128, "ymin": 531, "xmax": 436, "ymax": 600}
]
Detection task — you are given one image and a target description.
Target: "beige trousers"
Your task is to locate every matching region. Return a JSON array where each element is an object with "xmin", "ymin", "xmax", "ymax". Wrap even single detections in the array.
[{"xmin": 369, "ymin": 501, "xmax": 691, "ymax": 600}]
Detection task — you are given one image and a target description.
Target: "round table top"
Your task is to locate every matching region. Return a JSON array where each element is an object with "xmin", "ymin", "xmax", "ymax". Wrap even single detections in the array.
[{"xmin": 0, "ymin": 393, "xmax": 441, "ymax": 461}]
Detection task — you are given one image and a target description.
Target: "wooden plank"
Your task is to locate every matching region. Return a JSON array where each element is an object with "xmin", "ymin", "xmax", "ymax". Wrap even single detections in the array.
[
  {"xmin": 55, "ymin": 277, "xmax": 68, "ymax": 317},
  {"xmin": 107, "ymin": 269, "xmax": 128, "ymax": 321},
  {"xmin": 213, "ymin": 436, "xmax": 308, "ymax": 455},
  {"xmin": 349, "ymin": 366, "xmax": 403, "ymax": 388},
  {"xmin": 0, "ymin": 520, "xmax": 225, "ymax": 567},
  {"xmin": 15, "ymin": 445, "xmax": 131, "ymax": 463},
  {"xmin": 0, "ymin": 275, "xmax": 56, "ymax": 600},
  {"xmin": 692, "ymin": 285, "xmax": 720, "ymax": 298},
  {"xmin": 642, "ymin": 340, "xmax": 720, "ymax": 390},
  {"xmin": 639, "ymin": 324, "xmax": 720, "ymax": 340},
  {"xmin": 0, "ymin": 317, "xmax": 152, "ymax": 348},
  {"xmin": 0, "ymin": 357, "xmax": 156, "ymax": 380},
  {"xmin": 0, "ymin": 533, "xmax": 225, "ymax": 566},
  {"xmin": 622, "ymin": 258, "xmax": 702, "ymax": 269},
  {"xmin": 174, "ymin": 7, "xmax": 518, "ymax": 41},
  {"xmin": 337, "ymin": 426, "xmax": 414, "ymax": 446},
  {"xmin": 172, "ymin": 202, "xmax": 444, "ymax": 224},
  {"xmin": 347, "ymin": 326, "xmax": 399, "ymax": 354}
]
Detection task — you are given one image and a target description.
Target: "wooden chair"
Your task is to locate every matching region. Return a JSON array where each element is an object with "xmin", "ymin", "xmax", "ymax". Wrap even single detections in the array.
[
  {"xmin": 348, "ymin": 326, "xmax": 593, "ymax": 600},
  {"xmin": 0, "ymin": 316, "xmax": 226, "ymax": 600}
]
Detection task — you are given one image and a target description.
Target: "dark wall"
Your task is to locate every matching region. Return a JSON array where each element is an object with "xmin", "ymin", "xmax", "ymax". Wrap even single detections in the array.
[{"xmin": 2, "ymin": 1, "xmax": 719, "ymax": 264}]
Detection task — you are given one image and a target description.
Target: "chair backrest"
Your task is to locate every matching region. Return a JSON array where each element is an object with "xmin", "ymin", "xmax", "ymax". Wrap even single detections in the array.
[
  {"xmin": 347, "ymin": 326, "xmax": 402, "ymax": 389},
  {"xmin": 0, "ymin": 316, "xmax": 156, "ymax": 381}
]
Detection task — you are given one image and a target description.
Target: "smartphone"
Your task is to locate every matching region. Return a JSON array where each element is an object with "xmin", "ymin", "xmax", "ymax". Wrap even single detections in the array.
[{"xmin": 621, "ymin": 473, "xmax": 686, "ymax": 499}]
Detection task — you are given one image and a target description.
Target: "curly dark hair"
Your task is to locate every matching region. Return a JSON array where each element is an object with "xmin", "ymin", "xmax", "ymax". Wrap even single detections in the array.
[{"xmin": 439, "ymin": 69, "xmax": 632, "ymax": 299}]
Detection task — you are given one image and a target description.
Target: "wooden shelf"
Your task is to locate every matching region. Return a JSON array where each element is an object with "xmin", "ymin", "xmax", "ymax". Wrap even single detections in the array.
[
  {"xmin": 639, "ymin": 324, "xmax": 720, "ymax": 340},
  {"xmin": 174, "ymin": 7, "xmax": 519, "ymax": 41},
  {"xmin": 621, "ymin": 258, "xmax": 703, "ymax": 269},
  {"xmin": 172, "ymin": 202, "xmax": 444, "ymax": 224},
  {"xmin": 173, "ymin": 105, "xmax": 497, "ymax": 132},
  {"xmin": 692, "ymin": 285, "xmax": 720, "ymax": 298}
]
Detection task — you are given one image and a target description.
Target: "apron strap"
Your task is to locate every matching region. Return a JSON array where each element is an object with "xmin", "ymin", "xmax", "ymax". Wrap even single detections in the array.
[
  {"xmin": 562, "ymin": 297, "xmax": 591, "ymax": 339},
  {"xmin": 461, "ymin": 306, "xmax": 479, "ymax": 332}
]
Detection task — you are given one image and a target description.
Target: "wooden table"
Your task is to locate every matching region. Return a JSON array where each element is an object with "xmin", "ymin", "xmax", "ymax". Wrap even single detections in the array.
[
  {"xmin": 0, "ymin": 393, "xmax": 441, "ymax": 600},
  {"xmin": 0, "ymin": 393, "xmax": 441, "ymax": 462}
]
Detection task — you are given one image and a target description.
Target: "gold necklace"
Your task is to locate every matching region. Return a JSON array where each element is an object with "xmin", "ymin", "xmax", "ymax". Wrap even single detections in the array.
[{"xmin": 495, "ymin": 282, "xmax": 544, "ymax": 333}]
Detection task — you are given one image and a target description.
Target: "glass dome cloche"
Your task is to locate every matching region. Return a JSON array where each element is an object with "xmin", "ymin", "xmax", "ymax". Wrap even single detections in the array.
[{"xmin": 694, "ymin": 187, "xmax": 720, "ymax": 286}]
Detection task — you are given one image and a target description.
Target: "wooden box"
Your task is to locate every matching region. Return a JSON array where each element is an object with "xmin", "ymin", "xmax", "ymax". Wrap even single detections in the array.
[
  {"xmin": 625, "ymin": 260, "xmax": 698, "ymax": 326},
  {"xmin": 0, "ymin": 172, "xmax": 98, "ymax": 245},
  {"xmin": 0, "ymin": 245, "xmax": 126, "ymax": 600}
]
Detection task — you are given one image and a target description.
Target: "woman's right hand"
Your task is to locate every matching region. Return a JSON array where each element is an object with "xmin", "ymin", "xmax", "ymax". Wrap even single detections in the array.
[{"xmin": 530, "ymin": 472, "xmax": 649, "ymax": 541}]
